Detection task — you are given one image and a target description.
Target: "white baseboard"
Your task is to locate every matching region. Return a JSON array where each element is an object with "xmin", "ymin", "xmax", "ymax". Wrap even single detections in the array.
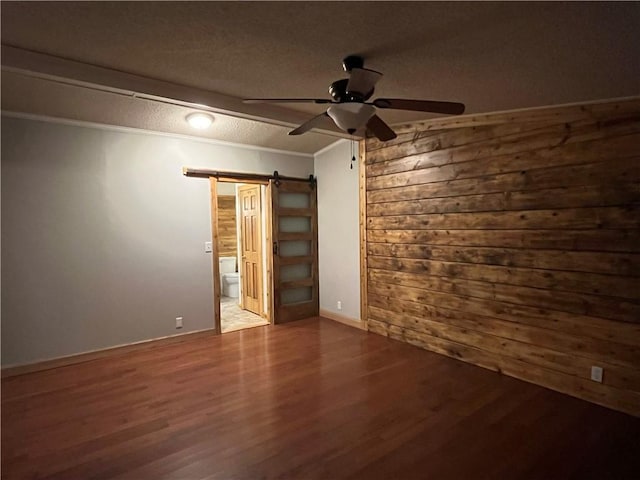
[
  {"xmin": 320, "ymin": 309, "xmax": 367, "ymax": 331},
  {"xmin": 1, "ymin": 328, "xmax": 216, "ymax": 378}
]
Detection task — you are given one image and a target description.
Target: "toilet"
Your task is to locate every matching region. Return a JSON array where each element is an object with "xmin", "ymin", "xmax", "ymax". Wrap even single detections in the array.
[{"xmin": 219, "ymin": 256, "xmax": 240, "ymax": 298}]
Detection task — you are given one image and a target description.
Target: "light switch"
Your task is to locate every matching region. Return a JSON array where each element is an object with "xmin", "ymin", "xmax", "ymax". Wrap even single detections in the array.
[{"xmin": 205, "ymin": 241, "xmax": 212, "ymax": 253}]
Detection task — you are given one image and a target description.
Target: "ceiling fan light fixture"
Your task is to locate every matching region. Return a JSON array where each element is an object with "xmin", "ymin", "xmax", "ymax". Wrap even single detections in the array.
[
  {"xmin": 327, "ymin": 103, "xmax": 375, "ymax": 134},
  {"xmin": 186, "ymin": 112, "xmax": 214, "ymax": 130},
  {"xmin": 245, "ymin": 57, "xmax": 465, "ymax": 141}
]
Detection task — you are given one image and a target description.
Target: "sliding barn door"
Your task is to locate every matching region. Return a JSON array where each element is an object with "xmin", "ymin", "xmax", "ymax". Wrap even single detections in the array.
[{"xmin": 269, "ymin": 179, "xmax": 319, "ymax": 323}]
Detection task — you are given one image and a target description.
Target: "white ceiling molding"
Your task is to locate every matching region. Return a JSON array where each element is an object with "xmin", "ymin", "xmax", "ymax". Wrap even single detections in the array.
[
  {"xmin": 313, "ymin": 138, "xmax": 352, "ymax": 158},
  {"xmin": 1, "ymin": 45, "xmax": 349, "ymax": 139},
  {"xmin": 2, "ymin": 110, "xmax": 315, "ymax": 158},
  {"xmin": 1, "ymin": 69, "xmax": 338, "ymax": 154}
]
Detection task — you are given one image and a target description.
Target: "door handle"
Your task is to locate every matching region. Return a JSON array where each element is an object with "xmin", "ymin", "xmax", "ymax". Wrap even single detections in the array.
[{"xmin": 273, "ymin": 241, "xmax": 278, "ymax": 255}]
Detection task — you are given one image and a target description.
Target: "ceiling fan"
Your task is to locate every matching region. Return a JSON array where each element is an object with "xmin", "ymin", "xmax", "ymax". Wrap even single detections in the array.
[{"xmin": 243, "ymin": 55, "xmax": 465, "ymax": 142}]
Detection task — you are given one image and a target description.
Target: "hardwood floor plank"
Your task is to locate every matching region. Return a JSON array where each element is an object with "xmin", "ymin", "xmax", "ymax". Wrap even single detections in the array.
[{"xmin": 2, "ymin": 318, "xmax": 639, "ymax": 479}]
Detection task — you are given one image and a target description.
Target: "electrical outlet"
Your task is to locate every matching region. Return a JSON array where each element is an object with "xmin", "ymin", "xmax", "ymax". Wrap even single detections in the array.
[
  {"xmin": 204, "ymin": 241, "xmax": 212, "ymax": 253},
  {"xmin": 176, "ymin": 317, "xmax": 183, "ymax": 329},
  {"xmin": 591, "ymin": 366, "xmax": 603, "ymax": 383},
  {"xmin": 337, "ymin": 301, "xmax": 342, "ymax": 311}
]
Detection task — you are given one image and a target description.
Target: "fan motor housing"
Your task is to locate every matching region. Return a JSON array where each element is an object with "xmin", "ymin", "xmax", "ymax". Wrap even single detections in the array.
[
  {"xmin": 342, "ymin": 55, "xmax": 364, "ymax": 72},
  {"xmin": 329, "ymin": 78, "xmax": 374, "ymax": 102},
  {"xmin": 328, "ymin": 79, "xmax": 348, "ymax": 102}
]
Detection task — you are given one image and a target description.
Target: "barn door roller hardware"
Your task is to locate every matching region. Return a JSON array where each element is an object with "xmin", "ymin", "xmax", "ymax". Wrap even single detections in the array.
[
  {"xmin": 183, "ymin": 167, "xmax": 316, "ymax": 186},
  {"xmin": 272, "ymin": 171, "xmax": 315, "ymax": 188}
]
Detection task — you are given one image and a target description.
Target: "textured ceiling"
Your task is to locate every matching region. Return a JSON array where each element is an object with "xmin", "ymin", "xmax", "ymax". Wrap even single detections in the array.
[
  {"xmin": 2, "ymin": 1, "xmax": 639, "ymax": 152},
  {"xmin": 1, "ymin": 71, "xmax": 333, "ymax": 154}
]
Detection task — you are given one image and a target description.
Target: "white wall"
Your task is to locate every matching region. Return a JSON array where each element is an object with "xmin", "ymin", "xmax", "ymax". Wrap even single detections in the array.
[
  {"xmin": 314, "ymin": 140, "xmax": 361, "ymax": 321},
  {"xmin": 1, "ymin": 116, "xmax": 313, "ymax": 366}
]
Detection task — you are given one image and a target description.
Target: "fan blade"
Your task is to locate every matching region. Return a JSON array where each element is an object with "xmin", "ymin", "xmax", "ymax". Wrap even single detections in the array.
[
  {"xmin": 346, "ymin": 68, "xmax": 383, "ymax": 96},
  {"xmin": 373, "ymin": 98, "xmax": 465, "ymax": 115},
  {"xmin": 366, "ymin": 115, "xmax": 397, "ymax": 141},
  {"xmin": 288, "ymin": 112, "xmax": 330, "ymax": 136},
  {"xmin": 243, "ymin": 98, "xmax": 333, "ymax": 104}
]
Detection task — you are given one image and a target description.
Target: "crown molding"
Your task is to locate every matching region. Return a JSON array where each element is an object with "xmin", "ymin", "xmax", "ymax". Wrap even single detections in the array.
[
  {"xmin": 1, "ymin": 44, "xmax": 349, "ymax": 140},
  {"xmin": 2, "ymin": 110, "xmax": 316, "ymax": 158},
  {"xmin": 313, "ymin": 138, "xmax": 353, "ymax": 157}
]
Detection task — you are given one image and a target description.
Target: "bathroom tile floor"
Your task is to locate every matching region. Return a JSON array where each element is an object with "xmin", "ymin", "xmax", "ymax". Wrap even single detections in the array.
[{"xmin": 220, "ymin": 296, "xmax": 269, "ymax": 333}]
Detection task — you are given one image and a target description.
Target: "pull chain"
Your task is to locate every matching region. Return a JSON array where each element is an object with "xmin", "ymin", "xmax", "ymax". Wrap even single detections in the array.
[{"xmin": 350, "ymin": 139, "xmax": 356, "ymax": 170}]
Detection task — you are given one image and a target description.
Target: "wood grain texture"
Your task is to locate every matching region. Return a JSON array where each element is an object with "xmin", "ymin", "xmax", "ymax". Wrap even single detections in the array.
[
  {"xmin": 270, "ymin": 180, "xmax": 319, "ymax": 324},
  {"xmin": 2, "ymin": 318, "xmax": 639, "ymax": 480},
  {"xmin": 364, "ymin": 98, "xmax": 640, "ymax": 416},
  {"xmin": 216, "ymin": 195, "xmax": 238, "ymax": 258},
  {"xmin": 370, "ymin": 96, "xmax": 640, "ymax": 142},
  {"xmin": 359, "ymin": 139, "xmax": 368, "ymax": 327},
  {"xmin": 265, "ymin": 182, "xmax": 275, "ymax": 322},
  {"xmin": 209, "ymin": 178, "xmax": 221, "ymax": 334},
  {"xmin": 238, "ymin": 185, "xmax": 263, "ymax": 316}
]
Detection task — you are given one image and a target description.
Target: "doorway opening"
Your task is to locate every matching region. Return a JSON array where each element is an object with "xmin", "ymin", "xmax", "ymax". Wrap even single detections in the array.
[
  {"xmin": 216, "ymin": 181, "xmax": 269, "ymax": 333},
  {"xmin": 202, "ymin": 169, "xmax": 319, "ymax": 334}
]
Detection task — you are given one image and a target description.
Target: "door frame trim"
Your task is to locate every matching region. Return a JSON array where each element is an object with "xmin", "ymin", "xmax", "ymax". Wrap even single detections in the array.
[
  {"xmin": 210, "ymin": 177, "xmax": 222, "ymax": 334},
  {"xmin": 358, "ymin": 139, "xmax": 369, "ymax": 330}
]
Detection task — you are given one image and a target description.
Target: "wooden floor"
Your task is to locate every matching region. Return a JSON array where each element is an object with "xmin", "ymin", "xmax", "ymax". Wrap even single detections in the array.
[{"xmin": 2, "ymin": 318, "xmax": 639, "ymax": 480}]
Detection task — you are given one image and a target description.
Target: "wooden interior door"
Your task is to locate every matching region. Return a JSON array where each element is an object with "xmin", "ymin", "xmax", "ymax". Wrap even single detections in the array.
[
  {"xmin": 269, "ymin": 179, "xmax": 319, "ymax": 323},
  {"xmin": 238, "ymin": 185, "xmax": 262, "ymax": 316}
]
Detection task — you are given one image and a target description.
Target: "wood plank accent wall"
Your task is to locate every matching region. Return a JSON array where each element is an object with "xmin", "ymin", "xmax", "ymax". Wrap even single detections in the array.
[
  {"xmin": 363, "ymin": 98, "xmax": 640, "ymax": 416},
  {"xmin": 217, "ymin": 195, "xmax": 238, "ymax": 258}
]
